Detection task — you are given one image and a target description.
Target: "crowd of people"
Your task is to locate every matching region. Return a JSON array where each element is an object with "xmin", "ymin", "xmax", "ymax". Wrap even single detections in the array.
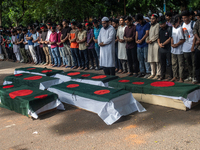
[{"xmin": 1, "ymin": 10, "xmax": 200, "ymax": 83}]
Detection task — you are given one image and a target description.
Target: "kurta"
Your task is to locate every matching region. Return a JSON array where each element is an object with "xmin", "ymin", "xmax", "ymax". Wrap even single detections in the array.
[
  {"xmin": 116, "ymin": 25, "xmax": 127, "ymax": 60},
  {"xmin": 98, "ymin": 25, "xmax": 116, "ymax": 67},
  {"xmin": 146, "ymin": 23, "xmax": 159, "ymax": 62},
  {"xmin": 11, "ymin": 35, "xmax": 19, "ymax": 53}
]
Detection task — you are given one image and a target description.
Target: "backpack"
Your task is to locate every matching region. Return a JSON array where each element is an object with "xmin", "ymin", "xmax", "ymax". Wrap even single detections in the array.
[{"xmin": 181, "ymin": 20, "xmax": 195, "ymax": 30}]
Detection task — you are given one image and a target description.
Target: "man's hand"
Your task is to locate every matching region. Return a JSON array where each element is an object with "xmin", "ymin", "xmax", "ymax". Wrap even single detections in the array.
[
  {"xmin": 136, "ymin": 40, "xmax": 142, "ymax": 44},
  {"xmin": 191, "ymin": 46, "xmax": 195, "ymax": 52},
  {"xmin": 99, "ymin": 42, "xmax": 105, "ymax": 47},
  {"xmin": 159, "ymin": 43, "xmax": 164, "ymax": 48},
  {"xmin": 119, "ymin": 39, "xmax": 125, "ymax": 43},
  {"xmin": 196, "ymin": 40, "xmax": 200, "ymax": 45},
  {"xmin": 94, "ymin": 39, "xmax": 98, "ymax": 43},
  {"xmin": 86, "ymin": 43, "xmax": 89, "ymax": 47},
  {"xmin": 171, "ymin": 44, "xmax": 178, "ymax": 48},
  {"xmin": 57, "ymin": 42, "xmax": 60, "ymax": 46}
]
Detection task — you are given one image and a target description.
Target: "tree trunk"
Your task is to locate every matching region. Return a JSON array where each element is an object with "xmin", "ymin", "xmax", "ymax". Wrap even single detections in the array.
[{"xmin": 0, "ymin": 1, "xmax": 2, "ymax": 26}]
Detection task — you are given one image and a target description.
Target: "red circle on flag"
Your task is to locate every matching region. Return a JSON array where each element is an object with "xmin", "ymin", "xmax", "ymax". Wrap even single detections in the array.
[
  {"xmin": 34, "ymin": 94, "xmax": 48, "ymax": 99},
  {"xmin": 67, "ymin": 84, "xmax": 79, "ymax": 88},
  {"xmin": 118, "ymin": 80, "xmax": 130, "ymax": 83},
  {"xmin": 151, "ymin": 81, "xmax": 175, "ymax": 87},
  {"xmin": 67, "ymin": 72, "xmax": 80, "ymax": 76},
  {"xmin": 3, "ymin": 85, "xmax": 14, "ymax": 89},
  {"xmin": 24, "ymin": 76, "xmax": 43, "ymax": 80},
  {"xmin": 9, "ymin": 89, "xmax": 33, "ymax": 99},
  {"xmin": 94, "ymin": 90, "xmax": 110, "ymax": 95},
  {"xmin": 27, "ymin": 68, "xmax": 36, "ymax": 70},
  {"xmin": 15, "ymin": 74, "xmax": 23, "ymax": 77},
  {"xmin": 41, "ymin": 70, "xmax": 52, "ymax": 73},
  {"xmin": 82, "ymin": 74, "xmax": 90, "ymax": 77},
  {"xmin": 92, "ymin": 75, "xmax": 107, "ymax": 79},
  {"xmin": 132, "ymin": 82, "xmax": 144, "ymax": 85}
]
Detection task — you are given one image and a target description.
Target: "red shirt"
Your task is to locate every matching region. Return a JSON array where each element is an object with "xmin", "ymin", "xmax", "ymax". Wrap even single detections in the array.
[
  {"xmin": 49, "ymin": 32, "xmax": 58, "ymax": 48},
  {"xmin": 57, "ymin": 31, "xmax": 63, "ymax": 47}
]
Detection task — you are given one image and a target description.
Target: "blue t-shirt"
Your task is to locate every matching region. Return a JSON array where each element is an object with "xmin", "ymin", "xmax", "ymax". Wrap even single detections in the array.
[
  {"xmin": 32, "ymin": 32, "xmax": 39, "ymax": 47},
  {"xmin": 94, "ymin": 25, "xmax": 102, "ymax": 48},
  {"xmin": 27, "ymin": 32, "xmax": 34, "ymax": 45},
  {"xmin": 136, "ymin": 21, "xmax": 150, "ymax": 48}
]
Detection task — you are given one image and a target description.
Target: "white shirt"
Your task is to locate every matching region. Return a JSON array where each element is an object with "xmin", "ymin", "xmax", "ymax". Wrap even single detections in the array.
[
  {"xmin": 45, "ymin": 29, "xmax": 52, "ymax": 47},
  {"xmin": 117, "ymin": 25, "xmax": 127, "ymax": 60},
  {"xmin": 182, "ymin": 21, "xmax": 195, "ymax": 53},
  {"xmin": 171, "ymin": 26, "xmax": 184, "ymax": 55},
  {"xmin": 98, "ymin": 25, "xmax": 116, "ymax": 67}
]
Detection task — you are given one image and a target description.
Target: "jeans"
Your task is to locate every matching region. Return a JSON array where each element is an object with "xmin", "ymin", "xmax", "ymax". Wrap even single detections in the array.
[
  {"xmin": 137, "ymin": 46, "xmax": 150, "ymax": 74},
  {"xmin": 79, "ymin": 49, "xmax": 89, "ymax": 68},
  {"xmin": 48, "ymin": 46, "xmax": 54, "ymax": 64},
  {"xmin": 95, "ymin": 46, "xmax": 100, "ymax": 58},
  {"xmin": 51, "ymin": 47, "xmax": 61, "ymax": 66},
  {"xmin": 126, "ymin": 47, "xmax": 139, "ymax": 73},
  {"xmin": 34, "ymin": 45, "xmax": 41, "ymax": 63},
  {"xmin": 39, "ymin": 47, "xmax": 45, "ymax": 63},
  {"xmin": 115, "ymin": 45, "xmax": 122, "ymax": 70},
  {"xmin": 71, "ymin": 48, "xmax": 81, "ymax": 67},
  {"xmin": 59, "ymin": 47, "xmax": 68, "ymax": 65},
  {"xmin": 88, "ymin": 48, "xmax": 99, "ymax": 67}
]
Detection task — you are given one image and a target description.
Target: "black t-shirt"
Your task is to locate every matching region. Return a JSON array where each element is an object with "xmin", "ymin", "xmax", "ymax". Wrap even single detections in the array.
[
  {"xmin": 61, "ymin": 26, "xmax": 72, "ymax": 45},
  {"xmin": 41, "ymin": 31, "xmax": 47, "ymax": 47},
  {"xmin": 19, "ymin": 33, "xmax": 24, "ymax": 48},
  {"xmin": 159, "ymin": 25, "xmax": 172, "ymax": 51}
]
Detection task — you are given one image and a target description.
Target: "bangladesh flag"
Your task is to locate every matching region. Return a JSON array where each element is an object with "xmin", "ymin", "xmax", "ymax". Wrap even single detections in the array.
[
  {"xmin": 3, "ymin": 73, "xmax": 63, "ymax": 90},
  {"xmin": 0, "ymin": 84, "xmax": 58, "ymax": 117},
  {"xmin": 49, "ymin": 81, "xmax": 128, "ymax": 102},
  {"xmin": 15, "ymin": 67, "xmax": 63, "ymax": 77},
  {"xmin": 54, "ymin": 71, "xmax": 118, "ymax": 83},
  {"xmin": 109, "ymin": 77, "xmax": 200, "ymax": 99}
]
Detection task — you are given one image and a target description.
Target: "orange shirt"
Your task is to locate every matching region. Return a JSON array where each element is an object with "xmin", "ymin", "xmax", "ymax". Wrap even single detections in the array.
[{"xmin": 70, "ymin": 29, "xmax": 79, "ymax": 48}]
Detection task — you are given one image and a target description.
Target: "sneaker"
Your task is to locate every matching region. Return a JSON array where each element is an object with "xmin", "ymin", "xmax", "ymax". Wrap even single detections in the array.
[
  {"xmin": 144, "ymin": 74, "xmax": 151, "ymax": 78},
  {"xmin": 184, "ymin": 77, "xmax": 192, "ymax": 82},
  {"xmin": 192, "ymin": 78, "xmax": 198, "ymax": 84},
  {"xmin": 90, "ymin": 66, "xmax": 95, "ymax": 70}
]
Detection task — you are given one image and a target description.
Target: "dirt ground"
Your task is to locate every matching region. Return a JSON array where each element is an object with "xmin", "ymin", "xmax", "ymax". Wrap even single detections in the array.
[{"xmin": 1, "ymin": 61, "xmax": 200, "ymax": 150}]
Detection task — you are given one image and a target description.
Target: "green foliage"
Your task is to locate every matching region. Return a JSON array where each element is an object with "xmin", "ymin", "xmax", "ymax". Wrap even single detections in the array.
[{"xmin": 0, "ymin": 0, "xmax": 200, "ymax": 27}]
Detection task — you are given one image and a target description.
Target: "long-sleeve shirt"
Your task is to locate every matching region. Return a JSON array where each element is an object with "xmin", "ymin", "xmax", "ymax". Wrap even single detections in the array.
[{"xmin": 98, "ymin": 25, "xmax": 116, "ymax": 67}]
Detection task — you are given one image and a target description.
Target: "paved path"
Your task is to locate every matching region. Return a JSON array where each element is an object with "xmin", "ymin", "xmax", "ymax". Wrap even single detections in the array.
[{"xmin": 0, "ymin": 61, "xmax": 200, "ymax": 150}]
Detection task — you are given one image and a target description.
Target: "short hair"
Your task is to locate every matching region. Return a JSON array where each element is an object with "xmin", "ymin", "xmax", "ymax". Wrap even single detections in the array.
[
  {"xmin": 135, "ymin": 13, "xmax": 143, "ymax": 21},
  {"xmin": 171, "ymin": 14, "xmax": 180, "ymax": 25},
  {"xmin": 93, "ymin": 19, "xmax": 98, "ymax": 24},
  {"xmin": 158, "ymin": 16, "xmax": 166, "ymax": 24},
  {"xmin": 190, "ymin": 10, "xmax": 195, "ymax": 16},
  {"xmin": 52, "ymin": 25, "xmax": 56, "ymax": 30},
  {"xmin": 165, "ymin": 11, "xmax": 172, "ymax": 17},
  {"xmin": 120, "ymin": 16, "xmax": 125, "ymax": 20},
  {"xmin": 125, "ymin": 16, "xmax": 132, "ymax": 22},
  {"xmin": 109, "ymin": 18, "xmax": 113, "ymax": 22},
  {"xmin": 63, "ymin": 19, "xmax": 70, "ymax": 24},
  {"xmin": 112, "ymin": 19, "xmax": 119, "ymax": 24},
  {"xmin": 16, "ymin": 27, "xmax": 22, "ymax": 31},
  {"xmin": 22, "ymin": 28, "xmax": 27, "ymax": 32},
  {"xmin": 29, "ymin": 27, "xmax": 34, "ymax": 31},
  {"xmin": 71, "ymin": 21, "xmax": 77, "ymax": 26},
  {"xmin": 36, "ymin": 26, "xmax": 40, "ymax": 31},
  {"xmin": 77, "ymin": 23, "xmax": 83, "ymax": 29},
  {"xmin": 181, "ymin": 10, "xmax": 190, "ymax": 17},
  {"xmin": 57, "ymin": 23, "xmax": 63, "ymax": 27}
]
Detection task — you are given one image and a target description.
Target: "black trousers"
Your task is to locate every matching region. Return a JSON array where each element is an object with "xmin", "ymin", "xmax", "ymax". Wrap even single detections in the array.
[
  {"xmin": 184, "ymin": 52, "xmax": 195, "ymax": 78},
  {"xmin": 126, "ymin": 47, "xmax": 139, "ymax": 73},
  {"xmin": 159, "ymin": 48, "xmax": 172, "ymax": 78},
  {"xmin": 34, "ymin": 45, "xmax": 41, "ymax": 63},
  {"xmin": 103, "ymin": 67, "xmax": 115, "ymax": 76},
  {"xmin": 39, "ymin": 47, "xmax": 46, "ymax": 63},
  {"xmin": 195, "ymin": 49, "xmax": 200, "ymax": 81}
]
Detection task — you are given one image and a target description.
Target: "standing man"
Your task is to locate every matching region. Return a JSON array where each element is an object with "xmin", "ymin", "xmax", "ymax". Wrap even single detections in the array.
[
  {"xmin": 157, "ymin": 16, "xmax": 172, "ymax": 80},
  {"xmin": 86, "ymin": 22, "xmax": 99, "ymax": 70},
  {"xmin": 116, "ymin": 17, "xmax": 127, "ymax": 74},
  {"xmin": 170, "ymin": 15, "xmax": 185, "ymax": 83},
  {"xmin": 93, "ymin": 19, "xmax": 102, "ymax": 58},
  {"xmin": 165, "ymin": 12, "xmax": 172, "ymax": 27},
  {"xmin": 98, "ymin": 17, "xmax": 116, "ymax": 75},
  {"xmin": 124, "ymin": 16, "xmax": 139, "ymax": 77},
  {"xmin": 16, "ymin": 28, "xmax": 27, "ymax": 63},
  {"xmin": 135, "ymin": 13, "xmax": 151, "ymax": 78},
  {"xmin": 45, "ymin": 22, "xmax": 53, "ymax": 66},
  {"xmin": 61, "ymin": 20, "xmax": 73, "ymax": 68},
  {"xmin": 146, "ymin": 14, "xmax": 161, "ymax": 80},
  {"xmin": 181, "ymin": 10, "xmax": 196, "ymax": 83}
]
